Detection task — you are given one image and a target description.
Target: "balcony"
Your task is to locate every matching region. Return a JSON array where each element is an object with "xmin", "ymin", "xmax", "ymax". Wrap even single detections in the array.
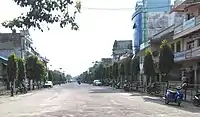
[
  {"xmin": 174, "ymin": 46, "xmax": 200, "ymax": 62},
  {"xmin": 172, "ymin": 0, "xmax": 200, "ymax": 12},
  {"xmin": 174, "ymin": 15, "xmax": 200, "ymax": 39}
]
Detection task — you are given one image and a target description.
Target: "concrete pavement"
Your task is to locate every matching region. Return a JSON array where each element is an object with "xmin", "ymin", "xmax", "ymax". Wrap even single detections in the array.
[{"xmin": 0, "ymin": 83, "xmax": 199, "ymax": 117}]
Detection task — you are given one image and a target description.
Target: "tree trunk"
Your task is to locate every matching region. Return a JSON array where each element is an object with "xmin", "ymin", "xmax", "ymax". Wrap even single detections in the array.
[
  {"xmin": 146, "ymin": 76, "xmax": 150, "ymax": 86},
  {"xmin": 28, "ymin": 79, "xmax": 31, "ymax": 91},
  {"xmin": 10, "ymin": 81, "xmax": 14, "ymax": 97},
  {"xmin": 37, "ymin": 81, "xmax": 39, "ymax": 89},
  {"xmin": 32, "ymin": 79, "xmax": 35, "ymax": 90}
]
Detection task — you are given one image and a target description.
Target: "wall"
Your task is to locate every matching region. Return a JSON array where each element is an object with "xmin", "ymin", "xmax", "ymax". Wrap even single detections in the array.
[
  {"xmin": 168, "ymin": 12, "xmax": 184, "ymax": 26},
  {"xmin": 134, "ymin": 13, "xmax": 142, "ymax": 51},
  {"xmin": 145, "ymin": 0, "xmax": 171, "ymax": 12},
  {"xmin": 147, "ymin": 12, "xmax": 169, "ymax": 38}
]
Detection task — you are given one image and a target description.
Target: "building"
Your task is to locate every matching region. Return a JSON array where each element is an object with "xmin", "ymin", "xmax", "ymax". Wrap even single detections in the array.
[
  {"xmin": 101, "ymin": 58, "xmax": 112, "ymax": 67},
  {"xmin": 0, "ymin": 56, "xmax": 8, "ymax": 91},
  {"xmin": 132, "ymin": 0, "xmax": 171, "ymax": 84},
  {"xmin": 132, "ymin": 0, "xmax": 171, "ymax": 54},
  {"xmin": 0, "ymin": 30, "xmax": 49, "ymax": 63},
  {"xmin": 150, "ymin": 11, "xmax": 184, "ymax": 82},
  {"xmin": 169, "ymin": 0, "xmax": 200, "ymax": 85},
  {"xmin": 112, "ymin": 40, "xmax": 133, "ymax": 62},
  {"xmin": 0, "ymin": 30, "xmax": 33, "ymax": 59},
  {"xmin": 149, "ymin": 0, "xmax": 200, "ymax": 85}
]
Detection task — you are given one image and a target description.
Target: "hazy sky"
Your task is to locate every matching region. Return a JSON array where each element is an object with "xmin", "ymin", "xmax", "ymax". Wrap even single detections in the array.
[{"xmin": 0, "ymin": 0, "xmax": 135, "ymax": 76}]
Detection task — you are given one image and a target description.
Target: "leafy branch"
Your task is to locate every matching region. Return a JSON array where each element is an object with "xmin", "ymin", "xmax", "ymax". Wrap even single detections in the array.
[{"xmin": 2, "ymin": 0, "xmax": 81, "ymax": 32}]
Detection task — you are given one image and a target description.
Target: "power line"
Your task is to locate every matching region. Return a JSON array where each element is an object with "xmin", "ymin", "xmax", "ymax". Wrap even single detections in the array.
[{"xmin": 82, "ymin": 5, "xmax": 171, "ymax": 11}]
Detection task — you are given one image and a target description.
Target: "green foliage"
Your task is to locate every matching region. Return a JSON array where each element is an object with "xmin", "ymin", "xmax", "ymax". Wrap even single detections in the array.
[
  {"xmin": 94, "ymin": 63, "xmax": 104, "ymax": 79},
  {"xmin": 143, "ymin": 49, "xmax": 155, "ymax": 77},
  {"xmin": 159, "ymin": 39, "xmax": 174, "ymax": 76},
  {"xmin": 35, "ymin": 60, "xmax": 46, "ymax": 82},
  {"xmin": 2, "ymin": 0, "xmax": 81, "ymax": 31},
  {"xmin": 119, "ymin": 63, "xmax": 125, "ymax": 76},
  {"xmin": 112, "ymin": 62, "xmax": 119, "ymax": 79},
  {"xmin": 131, "ymin": 56, "xmax": 140, "ymax": 76},
  {"xmin": 17, "ymin": 58, "xmax": 25, "ymax": 82},
  {"xmin": 50, "ymin": 70, "xmax": 66, "ymax": 84},
  {"xmin": 7, "ymin": 53, "xmax": 18, "ymax": 82},
  {"xmin": 26, "ymin": 55, "xmax": 38, "ymax": 80},
  {"xmin": 123, "ymin": 57, "xmax": 132, "ymax": 76}
]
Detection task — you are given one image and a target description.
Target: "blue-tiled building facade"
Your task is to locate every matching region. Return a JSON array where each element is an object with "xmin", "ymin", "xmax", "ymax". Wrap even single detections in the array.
[{"xmin": 132, "ymin": 0, "xmax": 171, "ymax": 54}]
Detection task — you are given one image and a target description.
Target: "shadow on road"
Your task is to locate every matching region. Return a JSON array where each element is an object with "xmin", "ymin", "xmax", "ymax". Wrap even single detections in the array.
[
  {"xmin": 130, "ymin": 92, "xmax": 147, "ymax": 96},
  {"xmin": 89, "ymin": 87, "xmax": 123, "ymax": 94},
  {"xmin": 142, "ymin": 96, "xmax": 200, "ymax": 113}
]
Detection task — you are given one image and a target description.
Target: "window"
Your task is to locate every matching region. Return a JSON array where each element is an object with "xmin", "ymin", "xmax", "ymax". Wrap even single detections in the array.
[
  {"xmin": 187, "ymin": 40, "xmax": 194, "ymax": 50},
  {"xmin": 171, "ymin": 43, "xmax": 175, "ymax": 52},
  {"xmin": 176, "ymin": 41, "xmax": 181, "ymax": 52}
]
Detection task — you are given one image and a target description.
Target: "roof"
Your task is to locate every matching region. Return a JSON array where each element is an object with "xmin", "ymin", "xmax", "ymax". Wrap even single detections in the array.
[{"xmin": 0, "ymin": 56, "xmax": 8, "ymax": 61}]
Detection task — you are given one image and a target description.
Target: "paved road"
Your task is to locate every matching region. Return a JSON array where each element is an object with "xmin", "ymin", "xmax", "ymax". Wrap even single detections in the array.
[{"xmin": 0, "ymin": 83, "xmax": 200, "ymax": 117}]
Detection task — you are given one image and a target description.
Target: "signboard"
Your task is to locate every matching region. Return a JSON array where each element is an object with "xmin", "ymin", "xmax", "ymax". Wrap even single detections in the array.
[
  {"xmin": 174, "ymin": 51, "xmax": 185, "ymax": 61},
  {"xmin": 183, "ymin": 17, "xmax": 195, "ymax": 30}
]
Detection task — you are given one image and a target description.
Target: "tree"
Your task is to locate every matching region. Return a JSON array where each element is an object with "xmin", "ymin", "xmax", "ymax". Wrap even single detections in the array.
[
  {"xmin": 119, "ymin": 63, "xmax": 125, "ymax": 82},
  {"xmin": 143, "ymin": 48, "xmax": 155, "ymax": 85},
  {"xmin": 159, "ymin": 40, "xmax": 174, "ymax": 81},
  {"xmin": 7, "ymin": 53, "xmax": 18, "ymax": 96},
  {"xmin": 131, "ymin": 56, "xmax": 140, "ymax": 81},
  {"xmin": 25, "ymin": 55, "xmax": 37, "ymax": 90},
  {"xmin": 123, "ymin": 57, "xmax": 132, "ymax": 81},
  {"xmin": 17, "ymin": 58, "xmax": 25, "ymax": 85},
  {"xmin": 35, "ymin": 60, "xmax": 46, "ymax": 89},
  {"xmin": 2, "ymin": 0, "xmax": 81, "ymax": 31},
  {"xmin": 112, "ymin": 62, "xmax": 119, "ymax": 81}
]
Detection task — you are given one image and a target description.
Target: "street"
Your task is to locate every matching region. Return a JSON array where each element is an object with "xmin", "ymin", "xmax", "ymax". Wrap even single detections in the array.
[{"xmin": 0, "ymin": 83, "xmax": 200, "ymax": 117}]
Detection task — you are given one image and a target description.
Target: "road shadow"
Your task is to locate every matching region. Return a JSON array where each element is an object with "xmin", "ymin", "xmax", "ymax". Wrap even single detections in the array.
[
  {"xmin": 142, "ymin": 96, "xmax": 200, "ymax": 113},
  {"xmin": 89, "ymin": 87, "xmax": 124, "ymax": 94},
  {"xmin": 130, "ymin": 92, "xmax": 148, "ymax": 96}
]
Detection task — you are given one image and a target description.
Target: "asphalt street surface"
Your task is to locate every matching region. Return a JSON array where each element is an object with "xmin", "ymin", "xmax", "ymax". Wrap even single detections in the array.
[{"xmin": 0, "ymin": 83, "xmax": 200, "ymax": 117}]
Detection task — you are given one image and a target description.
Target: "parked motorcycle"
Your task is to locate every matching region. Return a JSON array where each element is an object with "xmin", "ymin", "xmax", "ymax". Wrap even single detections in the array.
[
  {"xmin": 147, "ymin": 83, "xmax": 161, "ymax": 95},
  {"xmin": 192, "ymin": 93, "xmax": 200, "ymax": 106},
  {"xmin": 77, "ymin": 81, "xmax": 81, "ymax": 85},
  {"xmin": 123, "ymin": 81, "xmax": 130, "ymax": 92},
  {"xmin": 16, "ymin": 84, "xmax": 27, "ymax": 95},
  {"xmin": 115, "ymin": 82, "xmax": 121, "ymax": 89},
  {"xmin": 163, "ymin": 86, "xmax": 183, "ymax": 106}
]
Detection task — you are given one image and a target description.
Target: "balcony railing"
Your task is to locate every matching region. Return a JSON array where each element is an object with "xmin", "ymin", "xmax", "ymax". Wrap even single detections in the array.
[
  {"xmin": 174, "ymin": 46, "xmax": 200, "ymax": 61},
  {"xmin": 174, "ymin": 0, "xmax": 186, "ymax": 8},
  {"xmin": 174, "ymin": 15, "xmax": 200, "ymax": 35}
]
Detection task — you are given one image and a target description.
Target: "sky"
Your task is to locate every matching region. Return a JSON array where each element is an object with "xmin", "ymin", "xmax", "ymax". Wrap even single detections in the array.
[{"xmin": 0, "ymin": 0, "xmax": 136, "ymax": 76}]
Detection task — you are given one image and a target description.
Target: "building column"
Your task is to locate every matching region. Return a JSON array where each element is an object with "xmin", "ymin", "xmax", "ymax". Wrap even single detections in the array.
[{"xmin": 193, "ymin": 64, "xmax": 198, "ymax": 89}]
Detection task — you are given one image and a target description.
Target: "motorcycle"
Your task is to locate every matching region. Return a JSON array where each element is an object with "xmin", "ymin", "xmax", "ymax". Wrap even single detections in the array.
[
  {"xmin": 77, "ymin": 81, "xmax": 81, "ymax": 85},
  {"xmin": 147, "ymin": 83, "xmax": 161, "ymax": 95},
  {"xmin": 123, "ymin": 82, "xmax": 130, "ymax": 92},
  {"xmin": 163, "ymin": 86, "xmax": 183, "ymax": 106},
  {"xmin": 115, "ymin": 82, "xmax": 121, "ymax": 89},
  {"xmin": 16, "ymin": 84, "xmax": 27, "ymax": 95},
  {"xmin": 192, "ymin": 93, "xmax": 200, "ymax": 106}
]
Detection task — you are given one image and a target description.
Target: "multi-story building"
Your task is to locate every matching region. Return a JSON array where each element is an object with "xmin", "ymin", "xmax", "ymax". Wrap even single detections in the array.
[
  {"xmin": 112, "ymin": 40, "xmax": 133, "ymax": 62},
  {"xmin": 0, "ymin": 30, "xmax": 49, "ymax": 63},
  {"xmin": 0, "ymin": 30, "xmax": 33, "ymax": 59},
  {"xmin": 132, "ymin": 0, "xmax": 171, "ymax": 54},
  {"xmin": 169, "ymin": 0, "xmax": 200, "ymax": 85},
  {"xmin": 149, "ymin": 0, "xmax": 200, "ymax": 85},
  {"xmin": 101, "ymin": 58, "xmax": 112, "ymax": 67},
  {"xmin": 132, "ymin": 0, "xmax": 171, "ymax": 84}
]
